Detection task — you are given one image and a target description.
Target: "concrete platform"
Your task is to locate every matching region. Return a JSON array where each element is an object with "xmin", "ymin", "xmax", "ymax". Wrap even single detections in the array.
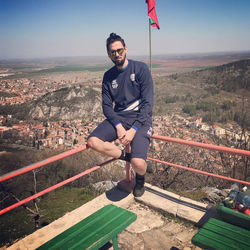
[
  {"xmin": 6, "ymin": 183, "xmax": 208, "ymax": 250},
  {"xmin": 137, "ymin": 183, "xmax": 208, "ymax": 224}
]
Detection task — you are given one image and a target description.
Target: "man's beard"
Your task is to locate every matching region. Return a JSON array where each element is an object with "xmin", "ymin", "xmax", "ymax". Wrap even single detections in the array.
[{"xmin": 112, "ymin": 54, "xmax": 126, "ymax": 67}]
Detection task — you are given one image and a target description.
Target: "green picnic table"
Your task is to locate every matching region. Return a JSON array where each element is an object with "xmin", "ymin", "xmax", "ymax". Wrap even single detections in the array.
[{"xmin": 37, "ymin": 204, "xmax": 137, "ymax": 250}]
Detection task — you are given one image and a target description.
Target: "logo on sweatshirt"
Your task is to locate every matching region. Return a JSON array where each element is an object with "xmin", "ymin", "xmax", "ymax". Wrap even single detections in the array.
[
  {"xmin": 111, "ymin": 79, "xmax": 118, "ymax": 89},
  {"xmin": 147, "ymin": 127, "xmax": 153, "ymax": 137},
  {"xmin": 130, "ymin": 73, "xmax": 135, "ymax": 81}
]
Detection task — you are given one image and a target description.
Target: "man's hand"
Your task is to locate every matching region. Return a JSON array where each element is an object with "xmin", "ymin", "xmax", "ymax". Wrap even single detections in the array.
[
  {"xmin": 120, "ymin": 127, "xmax": 137, "ymax": 146},
  {"xmin": 116, "ymin": 123, "xmax": 126, "ymax": 143}
]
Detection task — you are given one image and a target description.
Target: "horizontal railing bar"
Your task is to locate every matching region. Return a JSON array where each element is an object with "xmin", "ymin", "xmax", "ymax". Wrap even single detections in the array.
[
  {"xmin": 0, "ymin": 158, "xmax": 115, "ymax": 216},
  {"xmin": 2, "ymin": 135, "xmax": 249, "ymax": 184},
  {"xmin": 151, "ymin": 134, "xmax": 250, "ymax": 157},
  {"xmin": 0, "ymin": 145, "xmax": 88, "ymax": 183},
  {"xmin": 147, "ymin": 157, "xmax": 250, "ymax": 186}
]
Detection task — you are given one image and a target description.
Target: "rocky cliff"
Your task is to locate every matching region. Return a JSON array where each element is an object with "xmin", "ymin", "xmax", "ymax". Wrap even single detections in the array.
[{"xmin": 29, "ymin": 85, "xmax": 102, "ymax": 120}]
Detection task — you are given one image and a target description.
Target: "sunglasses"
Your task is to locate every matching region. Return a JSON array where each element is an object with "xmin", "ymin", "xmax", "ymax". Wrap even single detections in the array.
[{"xmin": 110, "ymin": 48, "xmax": 124, "ymax": 57}]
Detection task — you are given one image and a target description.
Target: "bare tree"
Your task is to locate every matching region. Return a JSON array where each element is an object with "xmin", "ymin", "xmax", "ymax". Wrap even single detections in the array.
[{"xmin": 0, "ymin": 170, "xmax": 41, "ymax": 229}]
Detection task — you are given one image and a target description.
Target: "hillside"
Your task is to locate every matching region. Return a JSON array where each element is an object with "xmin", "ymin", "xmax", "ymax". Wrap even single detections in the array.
[
  {"xmin": 29, "ymin": 85, "xmax": 102, "ymax": 120},
  {"xmin": 154, "ymin": 59, "xmax": 250, "ymax": 129},
  {"xmin": 180, "ymin": 59, "xmax": 250, "ymax": 91}
]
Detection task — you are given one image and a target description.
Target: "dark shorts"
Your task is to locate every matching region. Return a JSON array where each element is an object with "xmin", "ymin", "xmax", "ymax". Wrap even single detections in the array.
[{"xmin": 88, "ymin": 117, "xmax": 153, "ymax": 160}]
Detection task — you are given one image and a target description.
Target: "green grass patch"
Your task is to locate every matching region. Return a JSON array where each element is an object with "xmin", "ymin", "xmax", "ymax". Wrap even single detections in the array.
[
  {"xmin": 178, "ymin": 189, "xmax": 207, "ymax": 201},
  {"xmin": 167, "ymin": 188, "xmax": 207, "ymax": 202},
  {"xmin": 160, "ymin": 210, "xmax": 195, "ymax": 227},
  {"xmin": 0, "ymin": 187, "xmax": 96, "ymax": 247},
  {"xmin": 39, "ymin": 187, "xmax": 95, "ymax": 224},
  {"xmin": 36, "ymin": 65, "xmax": 111, "ymax": 73},
  {"xmin": 183, "ymin": 66, "xmax": 213, "ymax": 69},
  {"xmin": 11, "ymin": 65, "xmax": 39, "ymax": 69},
  {"xmin": 146, "ymin": 63, "xmax": 161, "ymax": 68}
]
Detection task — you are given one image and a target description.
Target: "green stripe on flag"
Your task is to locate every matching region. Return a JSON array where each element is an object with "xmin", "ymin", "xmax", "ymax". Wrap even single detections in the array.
[{"xmin": 149, "ymin": 18, "xmax": 155, "ymax": 25}]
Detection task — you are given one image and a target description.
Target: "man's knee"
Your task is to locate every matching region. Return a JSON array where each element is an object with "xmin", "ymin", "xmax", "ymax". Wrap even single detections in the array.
[
  {"xmin": 131, "ymin": 158, "xmax": 146, "ymax": 171},
  {"xmin": 87, "ymin": 136, "xmax": 101, "ymax": 150}
]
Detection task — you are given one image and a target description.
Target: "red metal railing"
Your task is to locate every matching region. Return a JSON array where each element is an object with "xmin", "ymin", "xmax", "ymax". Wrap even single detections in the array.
[
  {"xmin": 0, "ymin": 134, "xmax": 249, "ymax": 216},
  {"xmin": 147, "ymin": 157, "xmax": 250, "ymax": 185},
  {"xmin": 0, "ymin": 159, "xmax": 115, "ymax": 216},
  {"xmin": 0, "ymin": 145, "xmax": 88, "ymax": 182},
  {"xmin": 151, "ymin": 134, "xmax": 250, "ymax": 157},
  {"xmin": 125, "ymin": 134, "xmax": 250, "ymax": 185}
]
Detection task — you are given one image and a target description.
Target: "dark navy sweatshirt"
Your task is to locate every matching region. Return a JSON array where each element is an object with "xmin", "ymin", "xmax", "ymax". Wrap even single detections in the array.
[{"xmin": 102, "ymin": 59, "xmax": 154, "ymax": 130}]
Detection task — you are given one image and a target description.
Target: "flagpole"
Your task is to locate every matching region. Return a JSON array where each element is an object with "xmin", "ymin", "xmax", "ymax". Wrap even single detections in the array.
[{"xmin": 149, "ymin": 18, "xmax": 152, "ymax": 74}]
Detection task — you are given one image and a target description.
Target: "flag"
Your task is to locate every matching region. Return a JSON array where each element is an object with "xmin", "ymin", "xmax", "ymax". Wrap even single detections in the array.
[{"xmin": 146, "ymin": 0, "xmax": 160, "ymax": 29}]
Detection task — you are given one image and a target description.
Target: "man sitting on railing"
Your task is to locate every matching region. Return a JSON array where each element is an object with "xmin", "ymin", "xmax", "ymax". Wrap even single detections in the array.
[{"xmin": 87, "ymin": 33, "xmax": 154, "ymax": 197}]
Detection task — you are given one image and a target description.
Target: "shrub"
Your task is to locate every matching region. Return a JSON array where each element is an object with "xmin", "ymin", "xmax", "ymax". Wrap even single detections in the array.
[{"xmin": 182, "ymin": 105, "xmax": 196, "ymax": 116}]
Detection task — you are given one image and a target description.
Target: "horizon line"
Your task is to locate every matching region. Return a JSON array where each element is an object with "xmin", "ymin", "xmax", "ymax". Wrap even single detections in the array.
[{"xmin": 1, "ymin": 50, "xmax": 250, "ymax": 61}]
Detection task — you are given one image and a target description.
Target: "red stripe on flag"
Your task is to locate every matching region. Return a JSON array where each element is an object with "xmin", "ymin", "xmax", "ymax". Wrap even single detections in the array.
[{"xmin": 146, "ymin": 0, "xmax": 160, "ymax": 29}]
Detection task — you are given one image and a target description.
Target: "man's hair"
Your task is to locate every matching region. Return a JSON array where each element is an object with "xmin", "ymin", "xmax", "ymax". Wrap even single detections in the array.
[{"xmin": 106, "ymin": 33, "xmax": 126, "ymax": 52}]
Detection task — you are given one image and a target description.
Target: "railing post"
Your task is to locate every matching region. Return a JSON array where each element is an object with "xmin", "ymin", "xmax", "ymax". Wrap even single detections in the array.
[
  {"xmin": 125, "ymin": 145, "xmax": 131, "ymax": 182},
  {"xmin": 117, "ymin": 144, "xmax": 135, "ymax": 192}
]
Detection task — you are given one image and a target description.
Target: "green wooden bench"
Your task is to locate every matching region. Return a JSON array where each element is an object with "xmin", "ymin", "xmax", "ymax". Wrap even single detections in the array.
[
  {"xmin": 37, "ymin": 204, "xmax": 137, "ymax": 250},
  {"xmin": 192, "ymin": 218, "xmax": 250, "ymax": 250}
]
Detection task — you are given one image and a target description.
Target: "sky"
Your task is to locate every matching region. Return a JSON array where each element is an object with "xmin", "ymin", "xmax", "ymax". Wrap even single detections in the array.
[{"xmin": 0, "ymin": 0, "xmax": 250, "ymax": 59}]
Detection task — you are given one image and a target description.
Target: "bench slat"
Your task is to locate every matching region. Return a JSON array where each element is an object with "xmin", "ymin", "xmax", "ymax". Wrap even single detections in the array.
[
  {"xmin": 37, "ymin": 204, "xmax": 137, "ymax": 250},
  {"xmin": 203, "ymin": 218, "xmax": 250, "ymax": 242},
  {"xmin": 192, "ymin": 218, "xmax": 250, "ymax": 250}
]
